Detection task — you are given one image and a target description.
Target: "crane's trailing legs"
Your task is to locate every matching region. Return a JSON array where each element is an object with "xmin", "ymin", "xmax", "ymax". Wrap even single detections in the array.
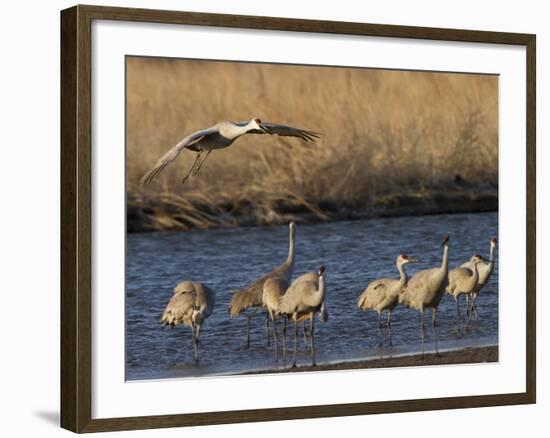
[
  {"xmin": 191, "ymin": 150, "xmax": 212, "ymax": 177},
  {"xmin": 181, "ymin": 152, "xmax": 202, "ymax": 184}
]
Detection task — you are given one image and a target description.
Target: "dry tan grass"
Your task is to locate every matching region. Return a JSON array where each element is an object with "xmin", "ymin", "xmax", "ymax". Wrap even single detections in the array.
[{"xmin": 126, "ymin": 57, "xmax": 498, "ymax": 231}]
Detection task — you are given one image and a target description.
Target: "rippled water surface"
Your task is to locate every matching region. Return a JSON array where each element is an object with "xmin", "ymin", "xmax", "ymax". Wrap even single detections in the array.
[{"xmin": 126, "ymin": 213, "xmax": 498, "ymax": 380}]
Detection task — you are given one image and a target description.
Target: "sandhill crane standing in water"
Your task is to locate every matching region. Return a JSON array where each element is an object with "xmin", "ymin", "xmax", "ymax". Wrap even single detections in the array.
[
  {"xmin": 262, "ymin": 277, "xmax": 290, "ymax": 358},
  {"xmin": 446, "ymin": 255, "xmax": 485, "ymax": 330},
  {"xmin": 279, "ymin": 266, "xmax": 327, "ymax": 367},
  {"xmin": 160, "ymin": 281, "xmax": 216, "ymax": 362},
  {"xmin": 357, "ymin": 254, "xmax": 418, "ymax": 345},
  {"xmin": 229, "ymin": 222, "xmax": 296, "ymax": 348},
  {"xmin": 274, "ymin": 272, "xmax": 329, "ymax": 359},
  {"xmin": 399, "ymin": 236, "xmax": 450, "ymax": 359},
  {"xmin": 140, "ymin": 119, "xmax": 320, "ymax": 185},
  {"xmin": 461, "ymin": 238, "xmax": 497, "ymax": 320},
  {"xmin": 282, "ymin": 304, "xmax": 329, "ymax": 360}
]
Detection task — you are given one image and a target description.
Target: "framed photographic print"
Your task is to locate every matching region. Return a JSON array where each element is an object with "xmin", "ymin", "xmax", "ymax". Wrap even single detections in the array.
[{"xmin": 60, "ymin": 4, "xmax": 536, "ymax": 433}]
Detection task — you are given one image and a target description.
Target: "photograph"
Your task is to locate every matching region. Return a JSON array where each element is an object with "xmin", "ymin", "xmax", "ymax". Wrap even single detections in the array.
[{"xmin": 125, "ymin": 56, "xmax": 499, "ymax": 381}]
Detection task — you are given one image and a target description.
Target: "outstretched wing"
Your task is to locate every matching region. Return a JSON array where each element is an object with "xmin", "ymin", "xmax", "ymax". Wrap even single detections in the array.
[
  {"xmin": 139, "ymin": 127, "xmax": 216, "ymax": 185},
  {"xmin": 246, "ymin": 121, "xmax": 320, "ymax": 142}
]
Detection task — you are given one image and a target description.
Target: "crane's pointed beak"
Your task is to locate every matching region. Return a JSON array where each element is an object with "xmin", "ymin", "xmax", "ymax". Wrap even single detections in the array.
[{"xmin": 259, "ymin": 124, "xmax": 269, "ymax": 133}]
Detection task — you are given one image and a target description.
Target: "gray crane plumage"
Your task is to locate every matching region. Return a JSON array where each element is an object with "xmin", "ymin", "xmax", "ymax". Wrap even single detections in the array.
[
  {"xmin": 228, "ymin": 222, "xmax": 296, "ymax": 348},
  {"xmin": 460, "ymin": 238, "xmax": 497, "ymax": 320},
  {"xmin": 399, "ymin": 236, "xmax": 450, "ymax": 358},
  {"xmin": 140, "ymin": 118, "xmax": 320, "ymax": 185},
  {"xmin": 262, "ymin": 277, "xmax": 290, "ymax": 358},
  {"xmin": 357, "ymin": 254, "xmax": 418, "ymax": 345},
  {"xmin": 447, "ymin": 254, "xmax": 484, "ymax": 329},
  {"xmin": 160, "ymin": 281, "xmax": 216, "ymax": 361},
  {"xmin": 278, "ymin": 266, "xmax": 327, "ymax": 367}
]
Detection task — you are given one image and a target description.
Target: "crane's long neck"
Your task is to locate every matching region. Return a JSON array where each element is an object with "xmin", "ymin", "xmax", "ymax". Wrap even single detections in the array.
[
  {"xmin": 441, "ymin": 244, "xmax": 449, "ymax": 273},
  {"xmin": 225, "ymin": 122, "xmax": 253, "ymax": 140},
  {"xmin": 489, "ymin": 244, "xmax": 495, "ymax": 264},
  {"xmin": 317, "ymin": 274, "xmax": 326, "ymax": 302},
  {"xmin": 472, "ymin": 262, "xmax": 479, "ymax": 282},
  {"xmin": 286, "ymin": 229, "xmax": 295, "ymax": 272},
  {"xmin": 396, "ymin": 262, "xmax": 408, "ymax": 289}
]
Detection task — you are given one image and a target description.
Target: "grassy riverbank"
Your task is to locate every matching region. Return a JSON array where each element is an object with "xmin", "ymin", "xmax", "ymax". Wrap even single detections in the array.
[
  {"xmin": 127, "ymin": 186, "xmax": 497, "ymax": 232},
  {"xmin": 126, "ymin": 58, "xmax": 498, "ymax": 232}
]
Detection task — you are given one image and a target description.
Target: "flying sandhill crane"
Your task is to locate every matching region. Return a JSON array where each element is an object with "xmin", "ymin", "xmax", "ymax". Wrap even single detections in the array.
[
  {"xmin": 229, "ymin": 221, "xmax": 296, "ymax": 348},
  {"xmin": 357, "ymin": 254, "xmax": 418, "ymax": 345},
  {"xmin": 278, "ymin": 266, "xmax": 327, "ymax": 367},
  {"xmin": 160, "ymin": 281, "xmax": 216, "ymax": 362},
  {"xmin": 139, "ymin": 119, "xmax": 320, "ymax": 185},
  {"xmin": 461, "ymin": 237, "xmax": 497, "ymax": 320},
  {"xmin": 446, "ymin": 255, "xmax": 485, "ymax": 330},
  {"xmin": 399, "ymin": 236, "xmax": 450, "ymax": 359},
  {"xmin": 262, "ymin": 277, "xmax": 290, "ymax": 358}
]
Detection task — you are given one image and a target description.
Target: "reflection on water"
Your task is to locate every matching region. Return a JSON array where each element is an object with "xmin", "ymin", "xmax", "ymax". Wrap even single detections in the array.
[{"xmin": 126, "ymin": 213, "xmax": 498, "ymax": 380}]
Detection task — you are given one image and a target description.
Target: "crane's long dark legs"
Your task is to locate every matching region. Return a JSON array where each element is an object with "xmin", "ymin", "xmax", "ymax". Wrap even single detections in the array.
[
  {"xmin": 432, "ymin": 308, "xmax": 441, "ymax": 356},
  {"xmin": 387, "ymin": 310, "xmax": 393, "ymax": 346},
  {"xmin": 302, "ymin": 321, "xmax": 308, "ymax": 347},
  {"xmin": 471, "ymin": 293, "xmax": 479, "ymax": 320},
  {"xmin": 265, "ymin": 311, "xmax": 270, "ymax": 347},
  {"xmin": 455, "ymin": 295, "xmax": 461, "ymax": 331},
  {"xmin": 191, "ymin": 324, "xmax": 199, "ymax": 362},
  {"xmin": 377, "ymin": 311, "xmax": 382, "ymax": 347},
  {"xmin": 270, "ymin": 311, "xmax": 279, "ymax": 359},
  {"xmin": 420, "ymin": 310, "xmax": 425, "ymax": 360},
  {"xmin": 181, "ymin": 152, "xmax": 202, "ymax": 184},
  {"xmin": 245, "ymin": 315, "xmax": 251, "ymax": 349},
  {"xmin": 191, "ymin": 150, "xmax": 212, "ymax": 176},
  {"xmin": 292, "ymin": 316, "xmax": 298, "ymax": 367},
  {"xmin": 310, "ymin": 313, "xmax": 316, "ymax": 366},
  {"xmin": 282, "ymin": 317, "xmax": 287, "ymax": 361}
]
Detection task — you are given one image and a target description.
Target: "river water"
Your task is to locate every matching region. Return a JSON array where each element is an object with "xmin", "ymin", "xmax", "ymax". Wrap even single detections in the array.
[{"xmin": 126, "ymin": 212, "xmax": 498, "ymax": 380}]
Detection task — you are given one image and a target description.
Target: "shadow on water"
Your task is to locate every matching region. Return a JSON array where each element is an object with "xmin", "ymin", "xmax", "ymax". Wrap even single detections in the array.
[{"xmin": 126, "ymin": 212, "xmax": 498, "ymax": 380}]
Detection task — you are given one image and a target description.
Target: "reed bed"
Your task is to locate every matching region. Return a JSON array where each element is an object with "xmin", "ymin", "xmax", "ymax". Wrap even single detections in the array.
[{"xmin": 126, "ymin": 57, "xmax": 498, "ymax": 232}]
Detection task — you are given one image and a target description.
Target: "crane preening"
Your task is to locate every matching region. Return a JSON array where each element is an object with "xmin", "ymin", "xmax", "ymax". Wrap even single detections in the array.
[
  {"xmin": 139, "ymin": 118, "xmax": 320, "ymax": 185},
  {"xmin": 160, "ymin": 281, "xmax": 216, "ymax": 362}
]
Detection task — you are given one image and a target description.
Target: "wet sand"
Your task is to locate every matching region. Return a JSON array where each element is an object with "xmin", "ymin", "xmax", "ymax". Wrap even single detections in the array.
[{"xmin": 244, "ymin": 346, "xmax": 498, "ymax": 375}]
